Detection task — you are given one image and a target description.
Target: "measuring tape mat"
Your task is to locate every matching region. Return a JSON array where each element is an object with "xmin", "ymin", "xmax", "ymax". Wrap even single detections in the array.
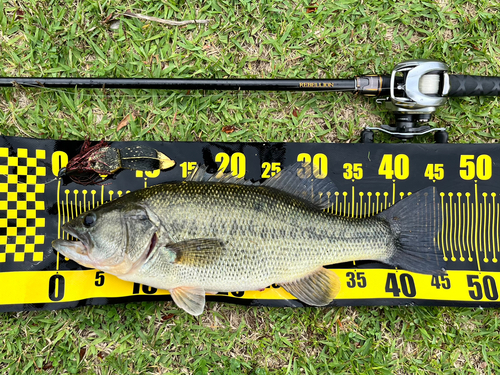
[{"xmin": 1, "ymin": 136, "xmax": 500, "ymax": 312}]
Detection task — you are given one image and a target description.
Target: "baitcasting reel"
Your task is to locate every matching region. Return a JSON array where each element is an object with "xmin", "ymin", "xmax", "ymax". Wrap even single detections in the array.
[
  {"xmin": 361, "ymin": 60, "xmax": 449, "ymax": 143},
  {"xmin": 360, "ymin": 59, "xmax": 500, "ymax": 143}
]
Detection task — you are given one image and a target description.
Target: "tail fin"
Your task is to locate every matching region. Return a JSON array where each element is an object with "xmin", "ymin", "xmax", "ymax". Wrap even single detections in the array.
[{"xmin": 377, "ymin": 187, "xmax": 445, "ymax": 275}]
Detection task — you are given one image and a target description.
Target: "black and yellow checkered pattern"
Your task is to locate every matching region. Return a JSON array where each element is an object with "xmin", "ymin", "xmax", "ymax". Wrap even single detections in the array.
[{"xmin": 0, "ymin": 148, "xmax": 46, "ymax": 263}]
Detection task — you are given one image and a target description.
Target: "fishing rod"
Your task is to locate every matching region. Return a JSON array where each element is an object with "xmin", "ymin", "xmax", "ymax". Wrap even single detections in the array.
[{"xmin": 2, "ymin": 60, "xmax": 500, "ymax": 142}]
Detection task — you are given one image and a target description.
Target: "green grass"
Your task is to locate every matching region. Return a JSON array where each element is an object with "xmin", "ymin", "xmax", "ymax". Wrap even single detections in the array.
[
  {"xmin": 1, "ymin": 0, "xmax": 500, "ymax": 374},
  {"xmin": 2, "ymin": 304, "xmax": 500, "ymax": 374}
]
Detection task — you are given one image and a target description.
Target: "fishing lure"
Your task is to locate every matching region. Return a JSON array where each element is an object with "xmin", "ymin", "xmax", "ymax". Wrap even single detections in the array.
[{"xmin": 59, "ymin": 140, "xmax": 175, "ymax": 185}]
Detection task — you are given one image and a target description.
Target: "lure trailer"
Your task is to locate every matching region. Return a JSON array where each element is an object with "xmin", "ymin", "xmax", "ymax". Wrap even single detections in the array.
[{"xmin": 1, "ymin": 60, "xmax": 500, "ymax": 142}]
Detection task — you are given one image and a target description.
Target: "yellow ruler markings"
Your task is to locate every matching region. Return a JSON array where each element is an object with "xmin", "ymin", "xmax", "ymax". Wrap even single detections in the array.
[
  {"xmin": 342, "ymin": 192, "xmax": 347, "ymax": 216},
  {"xmin": 67, "ymin": 191, "xmax": 72, "ymax": 222},
  {"xmin": 335, "ymin": 191, "xmax": 340, "ymax": 215},
  {"xmin": 56, "ymin": 179, "xmax": 62, "ymax": 270},
  {"xmin": 351, "ymin": 186, "xmax": 355, "ymax": 218},
  {"xmin": 437, "ymin": 193, "xmax": 443, "ymax": 259},
  {"xmin": 479, "ymin": 193, "xmax": 490, "ymax": 263},
  {"xmin": 480, "ymin": 199, "xmax": 485, "ymax": 263},
  {"xmin": 475, "ymin": 182, "xmax": 481, "ymax": 270},
  {"xmin": 457, "ymin": 193, "xmax": 464, "ymax": 262},
  {"xmin": 2, "ymin": 269, "xmax": 500, "ymax": 305},
  {"xmin": 325, "ymin": 192, "xmax": 331, "ymax": 214},
  {"xmin": 73, "ymin": 190, "xmax": 78, "ymax": 219},
  {"xmin": 492, "ymin": 194, "xmax": 497, "ymax": 263},
  {"xmin": 392, "ymin": 180, "xmax": 395, "ymax": 205},
  {"xmin": 61, "ymin": 199, "xmax": 66, "ymax": 240},
  {"xmin": 64, "ymin": 190, "xmax": 70, "ymax": 239},
  {"xmin": 439, "ymin": 193, "xmax": 446, "ymax": 260},
  {"xmin": 82, "ymin": 190, "xmax": 87, "ymax": 215},
  {"xmin": 488, "ymin": 197, "xmax": 493, "ymax": 261},
  {"xmin": 493, "ymin": 201, "xmax": 500, "ymax": 263},
  {"xmin": 56, "ymin": 181, "xmax": 61, "ymax": 240},
  {"xmin": 448, "ymin": 193, "xmax": 457, "ymax": 262},
  {"xmin": 361, "ymin": 193, "xmax": 365, "ymax": 217},
  {"xmin": 466, "ymin": 193, "xmax": 472, "ymax": 262},
  {"xmin": 453, "ymin": 195, "xmax": 458, "ymax": 261}
]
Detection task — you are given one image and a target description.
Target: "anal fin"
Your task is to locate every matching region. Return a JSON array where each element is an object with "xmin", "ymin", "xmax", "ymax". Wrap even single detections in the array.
[
  {"xmin": 170, "ymin": 286, "xmax": 206, "ymax": 316},
  {"xmin": 280, "ymin": 267, "xmax": 340, "ymax": 306}
]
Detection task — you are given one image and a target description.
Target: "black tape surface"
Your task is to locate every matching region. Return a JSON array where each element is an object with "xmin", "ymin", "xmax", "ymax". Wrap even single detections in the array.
[{"xmin": 1, "ymin": 136, "xmax": 500, "ymax": 312}]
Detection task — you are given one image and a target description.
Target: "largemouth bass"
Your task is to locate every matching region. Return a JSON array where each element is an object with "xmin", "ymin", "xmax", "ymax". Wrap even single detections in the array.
[{"xmin": 52, "ymin": 163, "xmax": 445, "ymax": 315}]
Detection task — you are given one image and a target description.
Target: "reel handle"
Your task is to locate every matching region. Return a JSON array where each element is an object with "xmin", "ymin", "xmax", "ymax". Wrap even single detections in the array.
[{"xmin": 447, "ymin": 75, "xmax": 500, "ymax": 97}]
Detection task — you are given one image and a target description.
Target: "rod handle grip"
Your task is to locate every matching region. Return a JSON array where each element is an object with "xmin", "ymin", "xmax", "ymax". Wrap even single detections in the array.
[{"xmin": 448, "ymin": 75, "xmax": 500, "ymax": 97}]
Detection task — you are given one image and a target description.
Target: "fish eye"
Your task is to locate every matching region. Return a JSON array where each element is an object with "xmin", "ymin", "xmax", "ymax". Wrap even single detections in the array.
[{"xmin": 83, "ymin": 212, "xmax": 97, "ymax": 227}]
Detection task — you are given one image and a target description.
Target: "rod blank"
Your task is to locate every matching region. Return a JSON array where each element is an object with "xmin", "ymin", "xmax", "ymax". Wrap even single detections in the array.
[{"xmin": 0, "ymin": 78, "xmax": 357, "ymax": 92}]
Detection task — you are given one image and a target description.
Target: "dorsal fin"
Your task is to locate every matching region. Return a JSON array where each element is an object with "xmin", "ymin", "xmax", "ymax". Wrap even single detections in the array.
[
  {"xmin": 262, "ymin": 162, "xmax": 337, "ymax": 209},
  {"xmin": 186, "ymin": 162, "xmax": 337, "ymax": 210},
  {"xmin": 187, "ymin": 165, "xmax": 254, "ymax": 185}
]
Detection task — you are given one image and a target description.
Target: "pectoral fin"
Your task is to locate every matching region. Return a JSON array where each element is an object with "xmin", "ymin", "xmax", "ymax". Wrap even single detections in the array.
[
  {"xmin": 280, "ymin": 267, "xmax": 341, "ymax": 306},
  {"xmin": 169, "ymin": 239, "xmax": 225, "ymax": 266},
  {"xmin": 170, "ymin": 286, "xmax": 206, "ymax": 316}
]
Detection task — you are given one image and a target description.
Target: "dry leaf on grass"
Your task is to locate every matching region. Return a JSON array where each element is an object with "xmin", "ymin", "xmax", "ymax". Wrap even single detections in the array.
[
  {"xmin": 117, "ymin": 111, "xmax": 138, "ymax": 131},
  {"xmin": 79, "ymin": 348, "xmax": 86, "ymax": 361},
  {"xmin": 102, "ymin": 13, "xmax": 114, "ymax": 23},
  {"xmin": 222, "ymin": 126, "xmax": 236, "ymax": 134},
  {"xmin": 306, "ymin": 3, "xmax": 318, "ymax": 13},
  {"xmin": 161, "ymin": 314, "xmax": 175, "ymax": 321}
]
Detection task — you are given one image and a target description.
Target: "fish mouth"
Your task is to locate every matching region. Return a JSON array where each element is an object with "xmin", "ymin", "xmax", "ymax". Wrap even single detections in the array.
[
  {"xmin": 52, "ymin": 238, "xmax": 87, "ymax": 257},
  {"xmin": 51, "ymin": 223, "xmax": 94, "ymax": 268}
]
